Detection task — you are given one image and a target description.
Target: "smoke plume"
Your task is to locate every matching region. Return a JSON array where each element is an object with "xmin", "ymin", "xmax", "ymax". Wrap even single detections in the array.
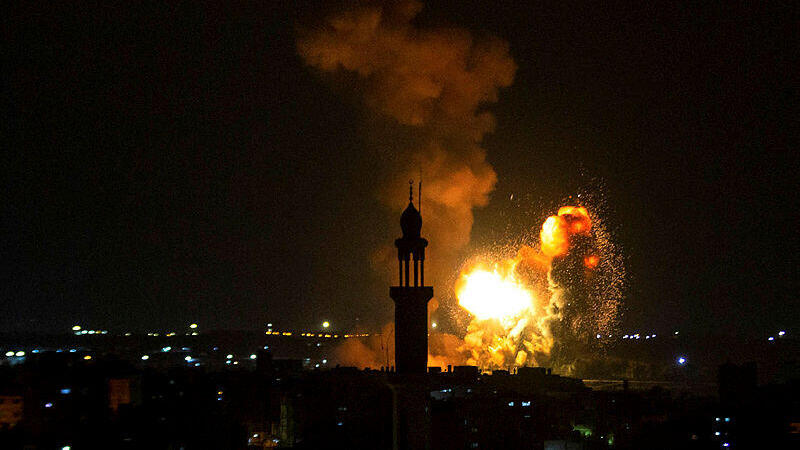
[{"xmin": 297, "ymin": 0, "xmax": 516, "ymax": 287}]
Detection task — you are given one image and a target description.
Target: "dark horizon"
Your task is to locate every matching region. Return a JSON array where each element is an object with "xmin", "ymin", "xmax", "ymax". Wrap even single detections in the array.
[{"xmin": 3, "ymin": 1, "xmax": 797, "ymax": 339}]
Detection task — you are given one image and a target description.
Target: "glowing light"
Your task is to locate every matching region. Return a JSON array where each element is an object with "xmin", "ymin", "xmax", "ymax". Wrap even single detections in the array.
[
  {"xmin": 185, "ymin": 356, "xmax": 192, "ymax": 362},
  {"xmin": 15, "ymin": 351, "xmax": 25, "ymax": 357},
  {"xmin": 677, "ymin": 356, "xmax": 686, "ymax": 365},
  {"xmin": 431, "ymin": 322, "xmax": 437, "ymax": 329},
  {"xmin": 162, "ymin": 346, "xmax": 171, "ymax": 352},
  {"xmin": 72, "ymin": 325, "xmax": 81, "ymax": 331},
  {"xmin": 778, "ymin": 331, "xmax": 786, "ymax": 336},
  {"xmin": 250, "ymin": 354, "xmax": 257, "ymax": 360},
  {"xmin": 226, "ymin": 354, "xmax": 233, "ymax": 359},
  {"xmin": 768, "ymin": 336, "xmax": 774, "ymax": 341},
  {"xmin": 83, "ymin": 355, "xmax": 92, "ymax": 360},
  {"xmin": 141, "ymin": 355, "xmax": 149, "ymax": 360},
  {"xmin": 4, "ymin": 351, "xmax": 13, "ymax": 357},
  {"xmin": 456, "ymin": 265, "xmax": 533, "ymax": 320},
  {"xmin": 322, "ymin": 321, "xmax": 330, "ymax": 328},
  {"xmin": 540, "ymin": 206, "xmax": 591, "ymax": 257},
  {"xmin": 189, "ymin": 323, "xmax": 198, "ymax": 329}
]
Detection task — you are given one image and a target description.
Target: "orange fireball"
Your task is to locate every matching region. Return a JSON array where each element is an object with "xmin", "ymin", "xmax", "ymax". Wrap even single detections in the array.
[{"xmin": 540, "ymin": 206, "xmax": 591, "ymax": 258}]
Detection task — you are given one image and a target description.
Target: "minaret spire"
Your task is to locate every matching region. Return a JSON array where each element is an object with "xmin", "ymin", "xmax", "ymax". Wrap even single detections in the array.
[{"xmin": 409, "ymin": 179, "xmax": 414, "ymax": 203}]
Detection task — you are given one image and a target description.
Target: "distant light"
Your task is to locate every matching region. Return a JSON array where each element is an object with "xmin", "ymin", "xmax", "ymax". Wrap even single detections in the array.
[
  {"xmin": 778, "ymin": 331, "xmax": 786, "ymax": 336},
  {"xmin": 521, "ymin": 401, "xmax": 531, "ymax": 407},
  {"xmin": 60, "ymin": 388, "xmax": 71, "ymax": 395},
  {"xmin": 250, "ymin": 354, "xmax": 257, "ymax": 360},
  {"xmin": 596, "ymin": 334, "xmax": 601, "ymax": 339},
  {"xmin": 677, "ymin": 357, "xmax": 686, "ymax": 365},
  {"xmin": 623, "ymin": 335, "xmax": 628, "ymax": 339},
  {"xmin": 715, "ymin": 431, "xmax": 720, "ymax": 436},
  {"xmin": 652, "ymin": 334, "xmax": 656, "ymax": 338},
  {"xmin": 191, "ymin": 332, "xmax": 198, "ymax": 336},
  {"xmin": 315, "ymin": 363, "xmax": 320, "ymax": 368},
  {"xmin": 162, "ymin": 346, "xmax": 171, "ymax": 352},
  {"xmin": 83, "ymin": 355, "xmax": 92, "ymax": 360},
  {"xmin": 141, "ymin": 355, "xmax": 149, "ymax": 360},
  {"xmin": 263, "ymin": 346, "xmax": 269, "ymax": 350},
  {"xmin": 185, "ymin": 356, "xmax": 192, "ymax": 362},
  {"xmin": 508, "ymin": 401, "xmax": 514, "ymax": 407},
  {"xmin": 15, "ymin": 351, "xmax": 25, "ymax": 357},
  {"xmin": 724, "ymin": 417, "xmax": 730, "ymax": 422},
  {"xmin": 337, "ymin": 422, "xmax": 343, "ymax": 426},
  {"xmin": 226, "ymin": 354, "xmax": 233, "ymax": 359},
  {"xmin": 722, "ymin": 443, "xmax": 729, "ymax": 448},
  {"xmin": 69, "ymin": 349, "xmax": 76, "ymax": 353},
  {"xmin": 322, "ymin": 359, "xmax": 327, "ymax": 364},
  {"xmin": 72, "ymin": 325, "xmax": 81, "ymax": 331},
  {"xmin": 715, "ymin": 417, "xmax": 720, "ymax": 422},
  {"xmin": 431, "ymin": 322, "xmax": 437, "ymax": 329},
  {"xmin": 4, "ymin": 351, "xmax": 13, "ymax": 357},
  {"xmin": 267, "ymin": 323, "xmax": 272, "ymax": 327},
  {"xmin": 194, "ymin": 362, "xmax": 200, "ymax": 367},
  {"xmin": 217, "ymin": 396, "xmax": 223, "ymax": 401},
  {"xmin": 189, "ymin": 323, "xmax": 198, "ymax": 329},
  {"xmin": 674, "ymin": 331, "xmax": 679, "ymax": 335},
  {"xmin": 768, "ymin": 336, "xmax": 774, "ymax": 341},
  {"xmin": 226, "ymin": 360, "xmax": 231, "ymax": 365},
  {"xmin": 32, "ymin": 349, "xmax": 40, "ymax": 353},
  {"xmin": 44, "ymin": 402, "xmax": 53, "ymax": 408},
  {"xmin": 322, "ymin": 321, "xmax": 330, "ymax": 329},
  {"xmin": 645, "ymin": 335, "xmax": 650, "ymax": 339},
  {"xmin": 62, "ymin": 447, "xmax": 71, "ymax": 450},
  {"xmin": 233, "ymin": 361, "xmax": 238, "ymax": 365}
]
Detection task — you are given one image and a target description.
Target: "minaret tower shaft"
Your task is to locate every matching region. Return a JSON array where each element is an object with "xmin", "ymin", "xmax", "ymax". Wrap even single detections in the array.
[{"xmin": 390, "ymin": 181, "xmax": 434, "ymax": 374}]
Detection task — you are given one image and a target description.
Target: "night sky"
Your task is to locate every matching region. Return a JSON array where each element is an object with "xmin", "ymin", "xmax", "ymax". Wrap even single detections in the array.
[{"xmin": 3, "ymin": 1, "xmax": 796, "ymax": 337}]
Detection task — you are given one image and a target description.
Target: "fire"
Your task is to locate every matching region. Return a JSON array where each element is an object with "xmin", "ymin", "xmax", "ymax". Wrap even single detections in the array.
[
  {"xmin": 456, "ymin": 262, "xmax": 533, "ymax": 321},
  {"xmin": 447, "ymin": 204, "xmax": 615, "ymax": 371},
  {"xmin": 540, "ymin": 206, "xmax": 591, "ymax": 258}
]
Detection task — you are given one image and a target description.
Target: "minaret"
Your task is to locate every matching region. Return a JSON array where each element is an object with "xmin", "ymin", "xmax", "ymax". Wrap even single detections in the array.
[{"xmin": 390, "ymin": 181, "xmax": 434, "ymax": 374}]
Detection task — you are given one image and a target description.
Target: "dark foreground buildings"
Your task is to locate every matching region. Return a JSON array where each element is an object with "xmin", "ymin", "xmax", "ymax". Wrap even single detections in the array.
[{"xmin": 0, "ymin": 351, "xmax": 798, "ymax": 449}]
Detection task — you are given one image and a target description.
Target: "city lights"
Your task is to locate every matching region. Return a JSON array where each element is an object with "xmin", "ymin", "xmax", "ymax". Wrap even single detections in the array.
[
  {"xmin": 83, "ymin": 355, "xmax": 92, "ymax": 360},
  {"xmin": 72, "ymin": 325, "xmax": 81, "ymax": 331},
  {"xmin": 677, "ymin": 356, "xmax": 686, "ymax": 365},
  {"xmin": 322, "ymin": 321, "xmax": 330, "ymax": 328},
  {"xmin": 189, "ymin": 323, "xmax": 198, "ymax": 329},
  {"xmin": 141, "ymin": 355, "xmax": 149, "ymax": 360}
]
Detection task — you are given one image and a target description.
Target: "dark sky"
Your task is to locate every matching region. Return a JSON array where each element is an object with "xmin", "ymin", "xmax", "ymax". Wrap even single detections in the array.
[{"xmin": 3, "ymin": 1, "xmax": 797, "ymax": 336}]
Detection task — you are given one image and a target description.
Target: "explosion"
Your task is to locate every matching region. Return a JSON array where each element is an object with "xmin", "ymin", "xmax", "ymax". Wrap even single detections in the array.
[{"xmin": 451, "ymin": 203, "xmax": 621, "ymax": 371}]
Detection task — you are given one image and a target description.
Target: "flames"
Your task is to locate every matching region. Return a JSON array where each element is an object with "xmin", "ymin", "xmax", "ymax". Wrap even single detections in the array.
[
  {"xmin": 456, "ymin": 261, "xmax": 532, "ymax": 321},
  {"xmin": 451, "ymin": 204, "xmax": 609, "ymax": 370}
]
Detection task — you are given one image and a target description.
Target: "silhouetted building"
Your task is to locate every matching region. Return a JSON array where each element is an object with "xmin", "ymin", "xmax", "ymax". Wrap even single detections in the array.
[{"xmin": 390, "ymin": 181, "xmax": 433, "ymax": 375}]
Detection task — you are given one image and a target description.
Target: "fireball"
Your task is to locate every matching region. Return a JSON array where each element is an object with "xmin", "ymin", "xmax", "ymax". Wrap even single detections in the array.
[{"xmin": 456, "ymin": 263, "xmax": 534, "ymax": 321}]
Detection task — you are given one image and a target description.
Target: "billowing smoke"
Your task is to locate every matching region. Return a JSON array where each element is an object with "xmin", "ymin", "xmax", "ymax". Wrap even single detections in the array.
[{"xmin": 297, "ymin": 0, "xmax": 515, "ymax": 287}]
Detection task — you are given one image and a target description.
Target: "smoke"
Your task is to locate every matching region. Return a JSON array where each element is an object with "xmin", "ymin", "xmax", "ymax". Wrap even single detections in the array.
[{"xmin": 297, "ymin": 0, "xmax": 516, "ymax": 286}]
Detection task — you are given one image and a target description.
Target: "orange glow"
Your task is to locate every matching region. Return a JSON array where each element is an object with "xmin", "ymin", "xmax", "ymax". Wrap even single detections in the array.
[
  {"xmin": 456, "ymin": 262, "xmax": 533, "ymax": 321},
  {"xmin": 451, "ymin": 204, "xmax": 595, "ymax": 369},
  {"xmin": 540, "ymin": 206, "xmax": 591, "ymax": 258}
]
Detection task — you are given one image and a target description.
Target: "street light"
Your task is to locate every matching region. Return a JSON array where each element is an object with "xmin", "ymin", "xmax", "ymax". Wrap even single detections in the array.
[{"xmin": 322, "ymin": 321, "xmax": 330, "ymax": 329}]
